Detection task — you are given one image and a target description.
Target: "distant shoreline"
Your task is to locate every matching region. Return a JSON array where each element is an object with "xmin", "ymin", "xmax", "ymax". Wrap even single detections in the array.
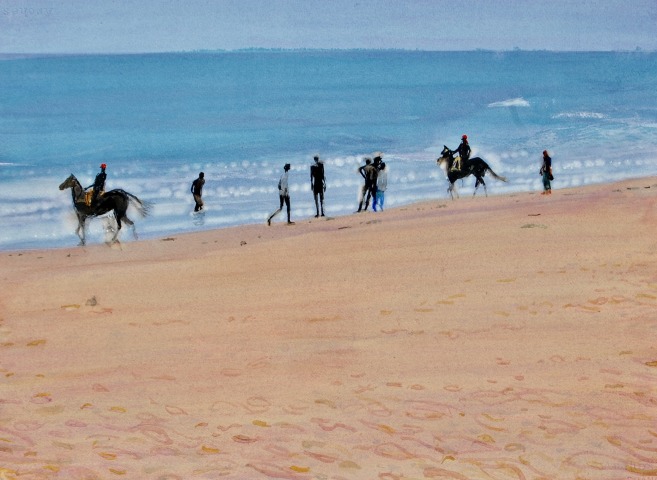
[
  {"xmin": 2, "ymin": 48, "xmax": 655, "ymax": 58},
  {"xmin": 3, "ymin": 175, "xmax": 656, "ymax": 255}
]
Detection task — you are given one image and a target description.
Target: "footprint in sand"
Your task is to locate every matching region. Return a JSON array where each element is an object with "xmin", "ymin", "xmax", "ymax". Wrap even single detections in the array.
[
  {"xmin": 243, "ymin": 396, "xmax": 271, "ymax": 414},
  {"xmin": 444, "ymin": 384, "xmax": 462, "ymax": 392},
  {"xmin": 164, "ymin": 405, "xmax": 187, "ymax": 416}
]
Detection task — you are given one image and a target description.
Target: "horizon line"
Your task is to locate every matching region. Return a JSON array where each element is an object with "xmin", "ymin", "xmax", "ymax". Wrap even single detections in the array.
[{"xmin": 0, "ymin": 46, "xmax": 654, "ymax": 57}]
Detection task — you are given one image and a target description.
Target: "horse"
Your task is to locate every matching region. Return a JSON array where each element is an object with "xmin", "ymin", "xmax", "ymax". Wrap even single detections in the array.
[
  {"xmin": 436, "ymin": 146, "xmax": 507, "ymax": 199},
  {"xmin": 59, "ymin": 174, "xmax": 152, "ymax": 245}
]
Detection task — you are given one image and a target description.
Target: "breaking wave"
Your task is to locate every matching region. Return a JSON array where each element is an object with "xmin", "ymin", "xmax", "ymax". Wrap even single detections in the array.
[{"xmin": 488, "ymin": 97, "xmax": 530, "ymax": 108}]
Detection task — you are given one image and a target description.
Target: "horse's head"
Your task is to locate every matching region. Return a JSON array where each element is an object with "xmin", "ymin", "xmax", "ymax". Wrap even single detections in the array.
[
  {"xmin": 436, "ymin": 145, "xmax": 453, "ymax": 166},
  {"xmin": 59, "ymin": 174, "xmax": 77, "ymax": 190},
  {"xmin": 59, "ymin": 174, "xmax": 87, "ymax": 204}
]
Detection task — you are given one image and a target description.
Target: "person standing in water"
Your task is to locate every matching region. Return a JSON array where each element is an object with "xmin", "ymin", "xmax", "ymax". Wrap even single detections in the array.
[
  {"xmin": 310, "ymin": 155, "xmax": 326, "ymax": 218},
  {"xmin": 268, "ymin": 163, "xmax": 294, "ymax": 225},
  {"xmin": 191, "ymin": 172, "xmax": 205, "ymax": 212}
]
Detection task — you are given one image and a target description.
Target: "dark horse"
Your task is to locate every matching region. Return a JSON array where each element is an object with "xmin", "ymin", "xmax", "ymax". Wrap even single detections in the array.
[
  {"xmin": 59, "ymin": 174, "xmax": 152, "ymax": 245},
  {"xmin": 436, "ymin": 146, "xmax": 507, "ymax": 199}
]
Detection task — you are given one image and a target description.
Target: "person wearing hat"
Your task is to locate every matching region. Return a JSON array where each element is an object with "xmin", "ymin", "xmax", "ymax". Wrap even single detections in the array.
[
  {"xmin": 88, "ymin": 163, "xmax": 107, "ymax": 206},
  {"xmin": 268, "ymin": 163, "xmax": 294, "ymax": 225},
  {"xmin": 452, "ymin": 135, "xmax": 471, "ymax": 172},
  {"xmin": 191, "ymin": 172, "xmax": 205, "ymax": 212},
  {"xmin": 310, "ymin": 155, "xmax": 326, "ymax": 218}
]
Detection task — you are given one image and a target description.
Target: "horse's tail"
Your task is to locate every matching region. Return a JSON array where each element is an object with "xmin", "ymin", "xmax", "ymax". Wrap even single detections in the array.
[
  {"xmin": 123, "ymin": 191, "xmax": 154, "ymax": 217},
  {"xmin": 486, "ymin": 167, "xmax": 507, "ymax": 183}
]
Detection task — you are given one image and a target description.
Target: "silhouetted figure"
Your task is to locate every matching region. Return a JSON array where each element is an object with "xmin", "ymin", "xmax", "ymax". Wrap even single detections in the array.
[
  {"xmin": 310, "ymin": 155, "xmax": 326, "ymax": 217},
  {"xmin": 191, "ymin": 172, "xmax": 205, "ymax": 212},
  {"xmin": 452, "ymin": 134, "xmax": 470, "ymax": 172},
  {"xmin": 357, "ymin": 155, "xmax": 380, "ymax": 212},
  {"xmin": 88, "ymin": 163, "xmax": 107, "ymax": 206},
  {"xmin": 540, "ymin": 150, "xmax": 553, "ymax": 195}
]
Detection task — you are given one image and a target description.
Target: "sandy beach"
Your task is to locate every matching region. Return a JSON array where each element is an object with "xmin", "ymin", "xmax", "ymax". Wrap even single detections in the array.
[{"xmin": 1, "ymin": 177, "xmax": 657, "ymax": 480}]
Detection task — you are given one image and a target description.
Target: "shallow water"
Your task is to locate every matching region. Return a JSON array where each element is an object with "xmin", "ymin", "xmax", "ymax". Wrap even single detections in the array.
[{"xmin": 1, "ymin": 50, "xmax": 656, "ymax": 250}]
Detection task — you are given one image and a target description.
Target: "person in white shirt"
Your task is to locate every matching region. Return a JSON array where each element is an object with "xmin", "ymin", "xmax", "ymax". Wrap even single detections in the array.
[
  {"xmin": 374, "ymin": 162, "xmax": 388, "ymax": 211},
  {"xmin": 267, "ymin": 163, "xmax": 294, "ymax": 225}
]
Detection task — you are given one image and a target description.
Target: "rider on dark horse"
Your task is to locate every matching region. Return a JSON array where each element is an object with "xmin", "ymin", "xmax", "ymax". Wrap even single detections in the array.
[
  {"xmin": 87, "ymin": 163, "xmax": 107, "ymax": 206},
  {"xmin": 451, "ymin": 134, "xmax": 471, "ymax": 172}
]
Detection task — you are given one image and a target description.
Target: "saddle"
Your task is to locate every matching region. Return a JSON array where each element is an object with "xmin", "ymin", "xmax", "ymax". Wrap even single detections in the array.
[
  {"xmin": 84, "ymin": 189, "xmax": 104, "ymax": 207},
  {"xmin": 450, "ymin": 156, "xmax": 462, "ymax": 172}
]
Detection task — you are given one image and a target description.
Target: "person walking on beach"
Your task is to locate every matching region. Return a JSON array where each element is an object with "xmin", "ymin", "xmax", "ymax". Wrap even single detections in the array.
[
  {"xmin": 374, "ymin": 162, "xmax": 388, "ymax": 211},
  {"xmin": 191, "ymin": 172, "xmax": 205, "ymax": 212},
  {"xmin": 451, "ymin": 134, "xmax": 471, "ymax": 172},
  {"xmin": 87, "ymin": 163, "xmax": 107, "ymax": 206},
  {"xmin": 540, "ymin": 150, "xmax": 553, "ymax": 195},
  {"xmin": 268, "ymin": 163, "xmax": 294, "ymax": 225},
  {"xmin": 310, "ymin": 155, "xmax": 326, "ymax": 217}
]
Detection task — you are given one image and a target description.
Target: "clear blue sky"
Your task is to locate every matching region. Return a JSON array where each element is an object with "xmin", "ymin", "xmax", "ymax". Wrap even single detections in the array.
[{"xmin": 1, "ymin": 0, "xmax": 656, "ymax": 53}]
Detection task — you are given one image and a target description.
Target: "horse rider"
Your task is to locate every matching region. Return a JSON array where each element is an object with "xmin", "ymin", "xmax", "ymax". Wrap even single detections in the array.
[
  {"xmin": 88, "ymin": 163, "xmax": 107, "ymax": 206},
  {"xmin": 452, "ymin": 134, "xmax": 471, "ymax": 172}
]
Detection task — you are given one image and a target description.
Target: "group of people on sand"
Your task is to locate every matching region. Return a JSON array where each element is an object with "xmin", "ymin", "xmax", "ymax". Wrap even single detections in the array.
[
  {"xmin": 356, "ymin": 153, "xmax": 387, "ymax": 213},
  {"xmin": 84, "ymin": 135, "xmax": 553, "ymax": 226},
  {"xmin": 265, "ymin": 152, "xmax": 388, "ymax": 225}
]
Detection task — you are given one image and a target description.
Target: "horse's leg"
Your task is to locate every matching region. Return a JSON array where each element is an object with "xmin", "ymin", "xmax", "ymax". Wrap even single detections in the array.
[
  {"xmin": 453, "ymin": 181, "xmax": 460, "ymax": 199},
  {"xmin": 108, "ymin": 210, "xmax": 123, "ymax": 244},
  {"xmin": 76, "ymin": 215, "xmax": 86, "ymax": 246},
  {"xmin": 448, "ymin": 183, "xmax": 455, "ymax": 200},
  {"xmin": 123, "ymin": 216, "xmax": 138, "ymax": 240},
  {"xmin": 473, "ymin": 176, "xmax": 488, "ymax": 197}
]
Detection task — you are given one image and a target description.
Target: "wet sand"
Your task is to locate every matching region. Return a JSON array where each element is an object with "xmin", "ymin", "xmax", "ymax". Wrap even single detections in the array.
[{"xmin": 1, "ymin": 177, "xmax": 657, "ymax": 479}]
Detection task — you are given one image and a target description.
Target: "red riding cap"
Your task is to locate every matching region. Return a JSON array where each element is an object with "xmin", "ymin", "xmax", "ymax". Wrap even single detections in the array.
[
  {"xmin": 100, "ymin": 163, "xmax": 107, "ymax": 169},
  {"xmin": 462, "ymin": 134, "xmax": 468, "ymax": 140}
]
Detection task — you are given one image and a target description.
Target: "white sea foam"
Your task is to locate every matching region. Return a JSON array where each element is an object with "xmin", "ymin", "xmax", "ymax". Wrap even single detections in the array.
[
  {"xmin": 488, "ymin": 97, "xmax": 530, "ymax": 108},
  {"xmin": 554, "ymin": 112, "xmax": 606, "ymax": 119}
]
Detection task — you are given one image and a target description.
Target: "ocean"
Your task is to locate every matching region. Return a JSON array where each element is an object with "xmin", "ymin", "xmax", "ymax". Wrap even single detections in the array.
[{"xmin": 1, "ymin": 50, "xmax": 656, "ymax": 250}]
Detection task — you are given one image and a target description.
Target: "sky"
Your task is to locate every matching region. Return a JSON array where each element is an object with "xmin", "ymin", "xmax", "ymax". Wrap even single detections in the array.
[{"xmin": 1, "ymin": 0, "xmax": 656, "ymax": 53}]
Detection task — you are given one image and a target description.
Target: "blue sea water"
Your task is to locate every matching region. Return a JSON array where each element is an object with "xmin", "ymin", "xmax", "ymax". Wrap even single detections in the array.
[{"xmin": 1, "ymin": 50, "xmax": 656, "ymax": 250}]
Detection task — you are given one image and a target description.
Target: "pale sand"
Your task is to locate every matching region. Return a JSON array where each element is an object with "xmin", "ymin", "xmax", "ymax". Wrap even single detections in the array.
[{"xmin": 1, "ymin": 178, "xmax": 657, "ymax": 480}]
